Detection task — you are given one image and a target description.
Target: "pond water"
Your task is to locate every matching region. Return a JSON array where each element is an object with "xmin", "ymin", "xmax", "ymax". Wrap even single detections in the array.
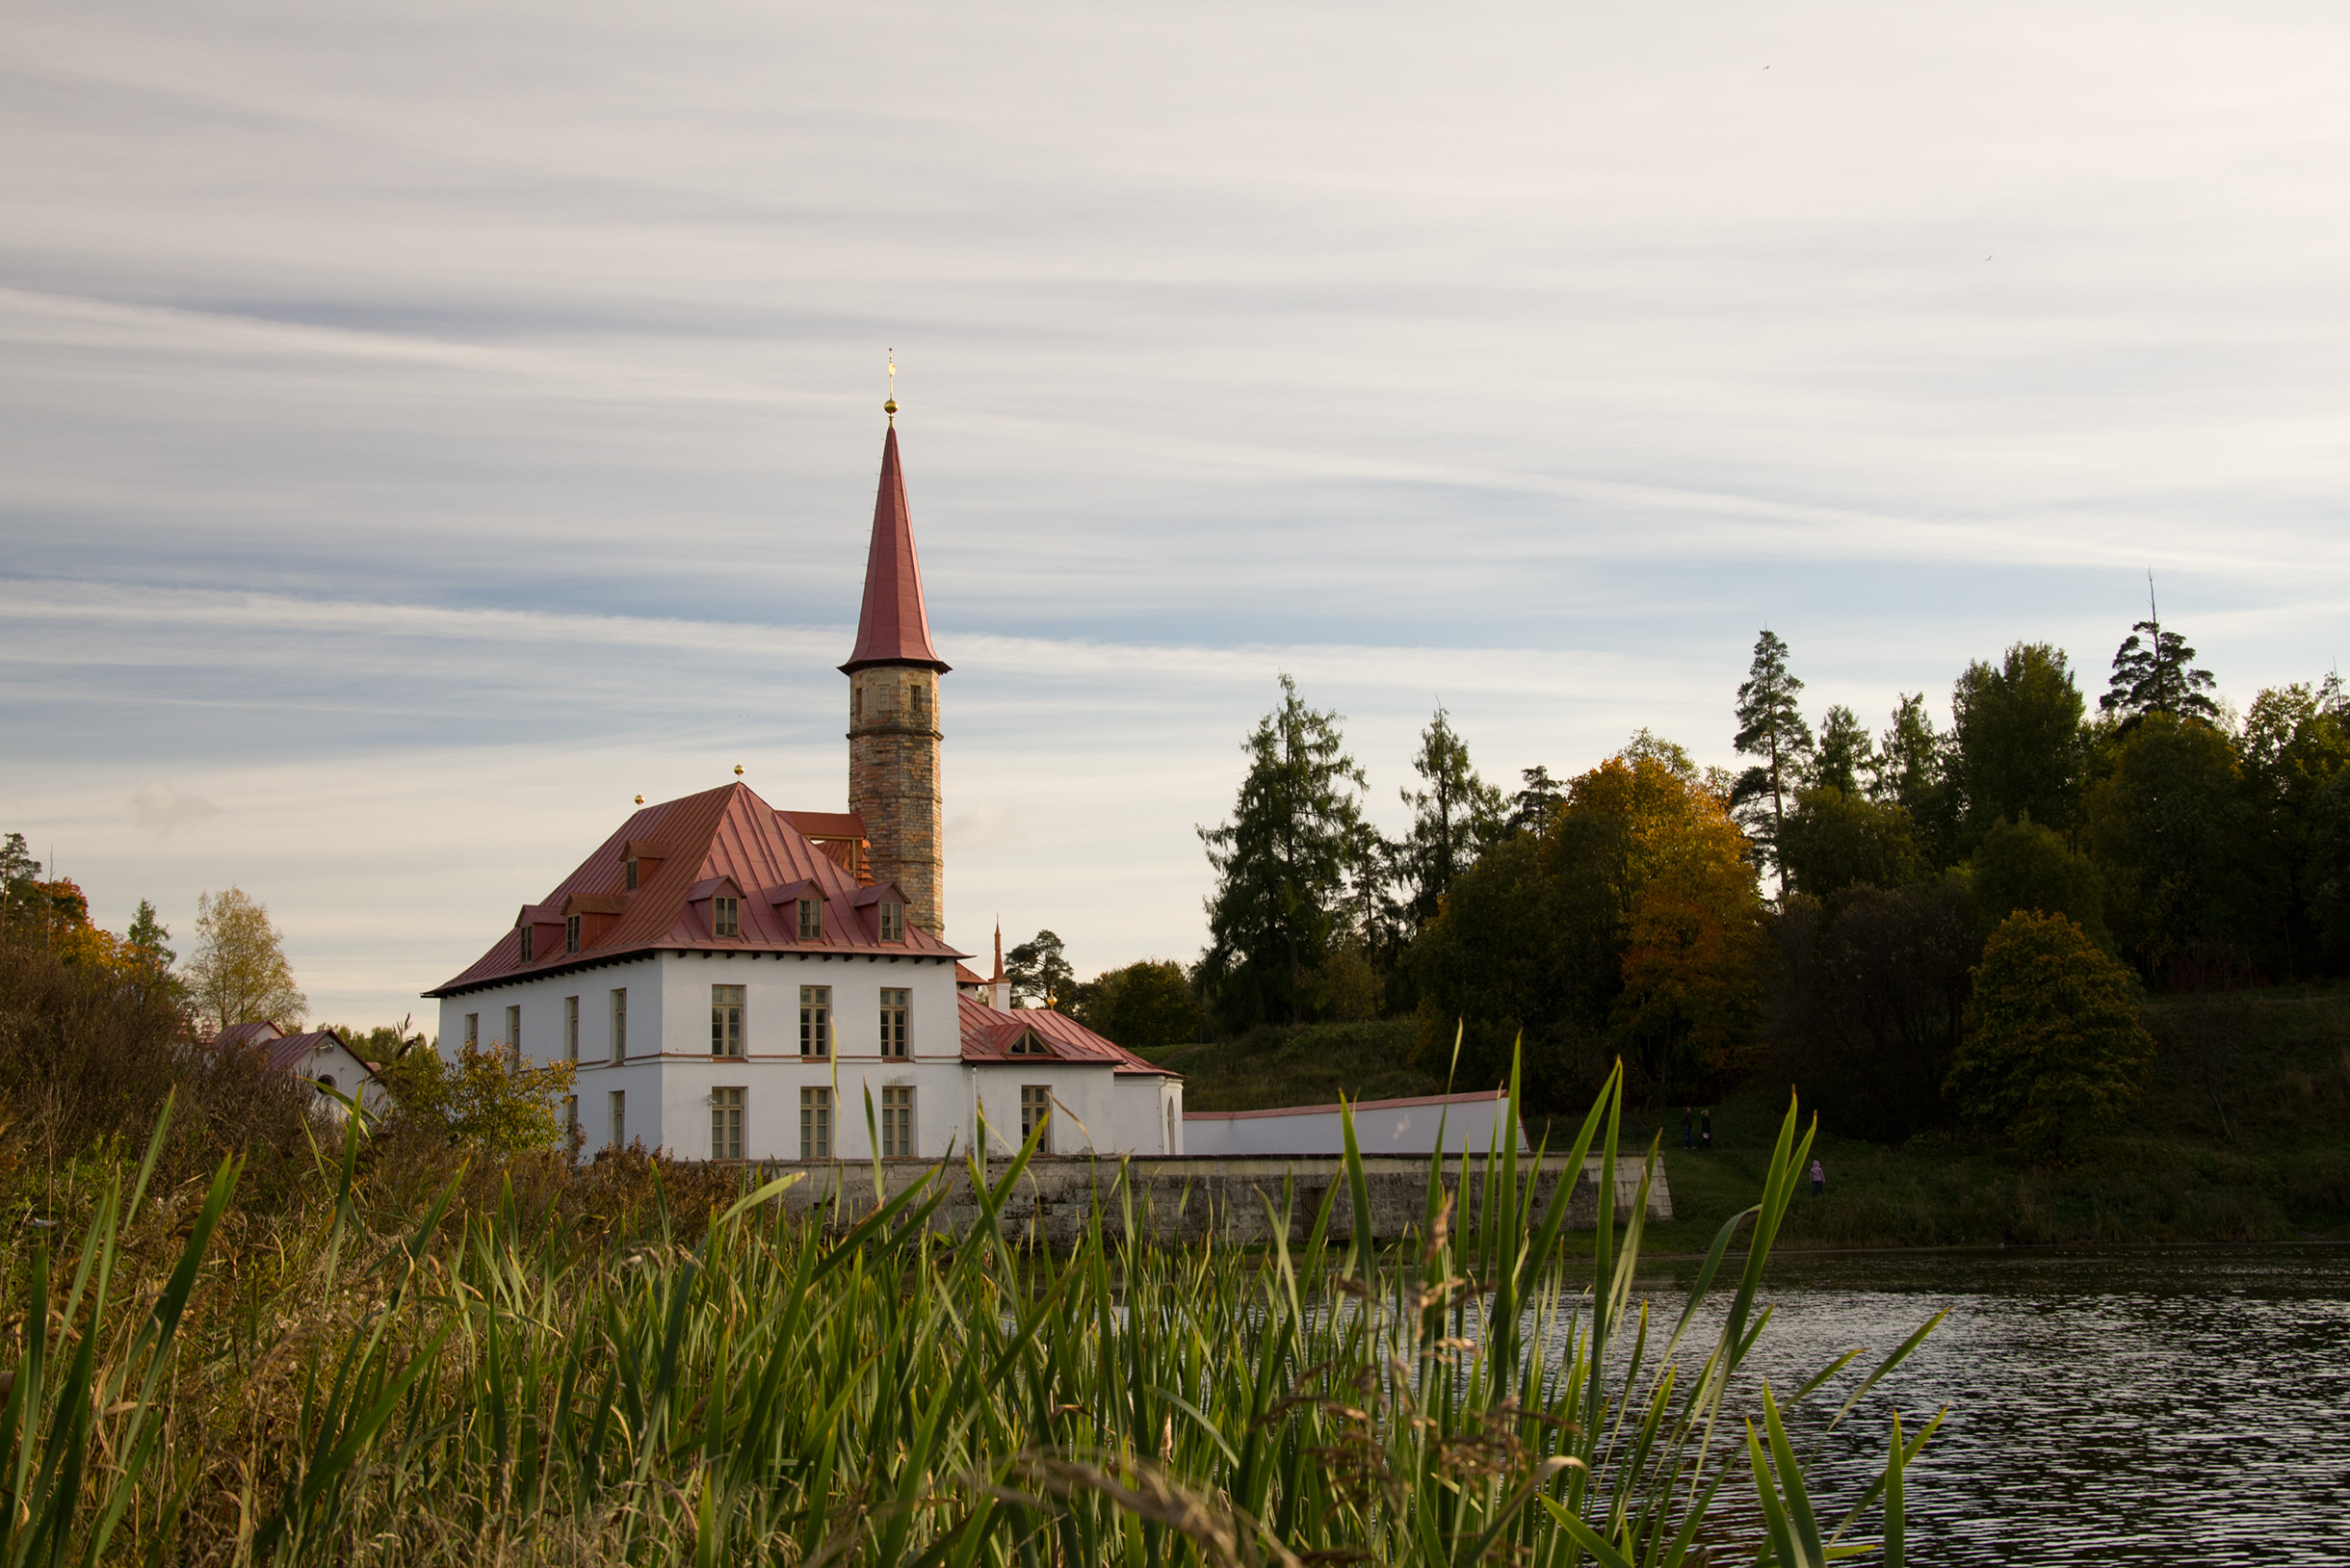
[{"xmin": 1624, "ymin": 1244, "xmax": 2350, "ymax": 1564}]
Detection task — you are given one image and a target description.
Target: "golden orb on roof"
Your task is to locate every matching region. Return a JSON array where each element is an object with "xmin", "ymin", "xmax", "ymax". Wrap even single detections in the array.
[
  {"xmin": 884, "ymin": 349, "xmax": 898, "ymax": 421},
  {"xmin": 634, "ymin": 794, "xmax": 644, "ymax": 805},
  {"xmin": 733, "ymin": 762, "xmax": 745, "ymax": 776}
]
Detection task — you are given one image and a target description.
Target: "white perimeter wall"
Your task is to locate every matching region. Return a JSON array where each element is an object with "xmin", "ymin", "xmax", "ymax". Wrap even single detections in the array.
[
  {"xmin": 1184, "ymin": 1092, "xmax": 1527, "ymax": 1158},
  {"xmin": 431, "ymin": 952, "xmax": 1182, "ymax": 1160}
]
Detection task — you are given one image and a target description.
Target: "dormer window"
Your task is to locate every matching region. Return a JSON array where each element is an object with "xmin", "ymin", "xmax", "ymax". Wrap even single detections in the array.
[
  {"xmin": 565, "ymin": 914, "xmax": 582, "ymax": 954},
  {"xmin": 519, "ymin": 926, "xmax": 534, "ymax": 962},
  {"xmin": 880, "ymin": 900, "xmax": 904, "ymax": 942},
  {"xmin": 714, "ymin": 895, "xmax": 740, "ymax": 938},
  {"xmin": 1009, "ymin": 1030, "xmax": 1050, "ymax": 1057},
  {"xmin": 797, "ymin": 898, "xmax": 822, "ymax": 941},
  {"xmin": 625, "ymin": 858, "xmax": 639, "ymax": 891}
]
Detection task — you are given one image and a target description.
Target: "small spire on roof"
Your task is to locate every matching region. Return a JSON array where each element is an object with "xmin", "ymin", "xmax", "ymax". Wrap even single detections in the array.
[{"xmin": 992, "ymin": 919, "xmax": 1005, "ymax": 982}]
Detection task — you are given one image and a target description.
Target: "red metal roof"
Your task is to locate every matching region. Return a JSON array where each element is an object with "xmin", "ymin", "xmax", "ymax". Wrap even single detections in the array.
[
  {"xmin": 431, "ymin": 781, "xmax": 967, "ymax": 996},
  {"xmin": 840, "ymin": 425, "xmax": 949, "ymax": 674},
  {"xmin": 955, "ymin": 994, "xmax": 1175, "ymax": 1077},
  {"xmin": 208, "ymin": 1023, "xmax": 374, "ymax": 1080}
]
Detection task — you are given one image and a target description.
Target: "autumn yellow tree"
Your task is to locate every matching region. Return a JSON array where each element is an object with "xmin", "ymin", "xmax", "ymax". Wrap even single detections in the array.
[
  {"xmin": 187, "ymin": 886, "xmax": 306, "ymax": 1034},
  {"xmin": 1571, "ymin": 752, "xmax": 1770, "ymax": 1094},
  {"xmin": 1409, "ymin": 738, "xmax": 1768, "ymax": 1106}
]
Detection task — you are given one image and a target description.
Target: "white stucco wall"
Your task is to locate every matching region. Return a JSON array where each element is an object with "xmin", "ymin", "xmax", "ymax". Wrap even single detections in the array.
[
  {"xmin": 436, "ymin": 949, "xmax": 990, "ymax": 1162},
  {"xmin": 1183, "ymin": 1090, "xmax": 1526, "ymax": 1158}
]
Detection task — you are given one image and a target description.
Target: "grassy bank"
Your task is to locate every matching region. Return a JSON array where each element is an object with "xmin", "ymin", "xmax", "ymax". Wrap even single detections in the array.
[
  {"xmin": 1155, "ymin": 990, "xmax": 2350, "ymax": 1253},
  {"xmin": 2, "ymin": 1074, "xmax": 1938, "ymax": 1566}
]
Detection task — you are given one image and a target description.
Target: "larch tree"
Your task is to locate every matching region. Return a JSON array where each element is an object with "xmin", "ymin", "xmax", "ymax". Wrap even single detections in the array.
[
  {"xmin": 1730, "ymin": 629, "xmax": 1814, "ymax": 897},
  {"xmin": 1397, "ymin": 705, "xmax": 1505, "ymax": 933},
  {"xmin": 187, "ymin": 886, "xmax": 306, "ymax": 1034},
  {"xmin": 1198, "ymin": 674, "xmax": 1368, "ymax": 1029}
]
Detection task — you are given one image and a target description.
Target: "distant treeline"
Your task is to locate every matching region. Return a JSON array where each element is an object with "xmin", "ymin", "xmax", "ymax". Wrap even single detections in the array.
[{"xmin": 1026, "ymin": 598, "xmax": 2350, "ymax": 1128}]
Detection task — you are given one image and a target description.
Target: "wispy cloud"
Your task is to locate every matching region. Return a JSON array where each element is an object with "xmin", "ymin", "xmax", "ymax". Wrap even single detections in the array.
[{"xmin": 4, "ymin": 0, "xmax": 2346, "ymax": 1020}]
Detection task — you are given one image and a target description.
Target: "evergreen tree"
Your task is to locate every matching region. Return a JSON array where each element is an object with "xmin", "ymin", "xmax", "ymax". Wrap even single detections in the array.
[
  {"xmin": 1198, "ymin": 675, "xmax": 1369, "ymax": 1028},
  {"xmin": 1005, "ymin": 929, "xmax": 1073, "ymax": 1009},
  {"xmin": 2102, "ymin": 579, "xmax": 2219, "ymax": 728},
  {"xmin": 1730, "ymin": 630, "xmax": 1813, "ymax": 897},
  {"xmin": 1506, "ymin": 766, "xmax": 1566, "ymax": 837},
  {"xmin": 1397, "ymin": 706, "xmax": 1505, "ymax": 931},
  {"xmin": 1811, "ymin": 705, "xmax": 1873, "ymax": 795},
  {"xmin": 125, "ymin": 900, "xmax": 174, "ymax": 968},
  {"xmin": 1870, "ymin": 693, "xmax": 1957, "ymax": 866}
]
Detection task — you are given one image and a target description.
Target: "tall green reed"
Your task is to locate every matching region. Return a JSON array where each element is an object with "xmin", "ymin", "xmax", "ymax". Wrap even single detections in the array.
[{"xmin": 3, "ymin": 1056, "xmax": 1940, "ymax": 1565}]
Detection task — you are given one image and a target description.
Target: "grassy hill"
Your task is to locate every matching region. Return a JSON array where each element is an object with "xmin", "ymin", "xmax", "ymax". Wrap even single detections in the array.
[{"xmin": 1154, "ymin": 988, "xmax": 2350, "ymax": 1252}]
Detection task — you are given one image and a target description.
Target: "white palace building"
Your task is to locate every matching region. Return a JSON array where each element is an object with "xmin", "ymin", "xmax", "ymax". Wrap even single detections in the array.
[{"xmin": 427, "ymin": 409, "xmax": 1184, "ymax": 1163}]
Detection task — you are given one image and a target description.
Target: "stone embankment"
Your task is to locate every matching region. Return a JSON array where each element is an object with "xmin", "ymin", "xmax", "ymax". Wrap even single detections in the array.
[{"xmin": 762, "ymin": 1153, "xmax": 1672, "ymax": 1245}]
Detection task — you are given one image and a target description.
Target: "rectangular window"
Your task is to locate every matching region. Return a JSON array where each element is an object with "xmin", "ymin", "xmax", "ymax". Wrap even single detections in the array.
[
  {"xmin": 1019, "ymin": 1085, "xmax": 1053, "ymax": 1153},
  {"xmin": 879, "ymin": 901, "xmax": 904, "ymax": 943},
  {"xmin": 711, "ymin": 1086, "xmax": 744, "ymax": 1162},
  {"xmin": 624, "ymin": 857, "xmax": 639, "ymax": 892},
  {"xmin": 799, "ymin": 986, "xmax": 830, "ymax": 1058},
  {"xmin": 799, "ymin": 1085, "xmax": 832, "ymax": 1159},
  {"xmin": 852, "ymin": 687, "xmax": 864, "ymax": 719},
  {"xmin": 878, "ymin": 988, "xmax": 909, "ymax": 1058},
  {"xmin": 714, "ymin": 895, "xmax": 740, "ymax": 938},
  {"xmin": 711, "ymin": 984, "xmax": 744, "ymax": 1058},
  {"xmin": 564, "ymin": 995, "xmax": 580, "ymax": 1062},
  {"xmin": 881, "ymin": 1085, "xmax": 913, "ymax": 1159},
  {"xmin": 609, "ymin": 1089, "xmax": 626, "ymax": 1151},
  {"xmin": 566, "ymin": 914, "xmax": 581, "ymax": 954},
  {"xmin": 519, "ymin": 926, "xmax": 534, "ymax": 962},
  {"xmin": 911, "ymin": 684, "xmax": 927, "ymax": 719},
  {"xmin": 465, "ymin": 1013, "xmax": 479, "ymax": 1049},
  {"xmin": 797, "ymin": 898, "xmax": 822, "ymax": 941},
  {"xmin": 611, "ymin": 989, "xmax": 627, "ymax": 1064},
  {"xmin": 505, "ymin": 1005, "xmax": 522, "ymax": 1065}
]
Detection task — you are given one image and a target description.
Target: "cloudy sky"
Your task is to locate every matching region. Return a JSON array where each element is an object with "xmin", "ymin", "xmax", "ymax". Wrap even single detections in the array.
[{"xmin": 4, "ymin": 2, "xmax": 2345, "ymax": 1026}]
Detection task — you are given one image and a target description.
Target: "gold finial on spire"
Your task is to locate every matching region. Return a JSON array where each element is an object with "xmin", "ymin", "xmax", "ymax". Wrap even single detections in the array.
[
  {"xmin": 884, "ymin": 349, "xmax": 898, "ymax": 420},
  {"xmin": 733, "ymin": 762, "xmax": 745, "ymax": 777},
  {"xmin": 634, "ymin": 793, "xmax": 644, "ymax": 805}
]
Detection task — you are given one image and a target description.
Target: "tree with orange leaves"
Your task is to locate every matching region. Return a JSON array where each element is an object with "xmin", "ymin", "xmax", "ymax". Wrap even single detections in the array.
[{"xmin": 1410, "ymin": 737, "xmax": 1769, "ymax": 1107}]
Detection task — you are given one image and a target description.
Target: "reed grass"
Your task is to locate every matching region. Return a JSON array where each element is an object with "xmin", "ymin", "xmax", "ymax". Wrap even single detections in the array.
[{"xmin": 4, "ymin": 1057, "xmax": 1940, "ymax": 1566}]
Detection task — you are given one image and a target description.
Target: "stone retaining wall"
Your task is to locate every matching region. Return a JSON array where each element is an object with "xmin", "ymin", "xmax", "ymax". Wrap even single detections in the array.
[{"xmin": 758, "ymin": 1152, "xmax": 1672, "ymax": 1246}]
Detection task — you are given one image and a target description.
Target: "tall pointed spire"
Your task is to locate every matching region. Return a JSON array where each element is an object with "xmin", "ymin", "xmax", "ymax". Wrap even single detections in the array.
[{"xmin": 841, "ymin": 425, "xmax": 950, "ymax": 674}]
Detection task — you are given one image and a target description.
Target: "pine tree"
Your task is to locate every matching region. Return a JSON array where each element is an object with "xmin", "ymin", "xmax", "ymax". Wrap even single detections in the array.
[
  {"xmin": 2102, "ymin": 577, "xmax": 2219, "ymax": 728},
  {"xmin": 1198, "ymin": 675, "xmax": 1369, "ymax": 1028},
  {"xmin": 1005, "ymin": 930, "xmax": 1073, "ymax": 1009},
  {"xmin": 1506, "ymin": 766, "xmax": 1566, "ymax": 836},
  {"xmin": 1730, "ymin": 630, "xmax": 1813, "ymax": 897}
]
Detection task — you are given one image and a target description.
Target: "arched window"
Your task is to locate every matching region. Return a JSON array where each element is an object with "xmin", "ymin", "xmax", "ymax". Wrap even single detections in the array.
[{"xmin": 317, "ymin": 1074, "xmax": 337, "ymax": 1092}]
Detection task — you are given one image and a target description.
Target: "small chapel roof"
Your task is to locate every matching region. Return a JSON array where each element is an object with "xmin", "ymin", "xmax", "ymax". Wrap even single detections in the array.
[
  {"xmin": 429, "ymin": 781, "xmax": 967, "ymax": 997},
  {"xmin": 841, "ymin": 424, "xmax": 949, "ymax": 674}
]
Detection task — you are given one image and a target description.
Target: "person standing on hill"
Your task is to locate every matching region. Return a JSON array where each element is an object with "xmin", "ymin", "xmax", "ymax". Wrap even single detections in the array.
[
  {"xmin": 1811, "ymin": 1158, "xmax": 1826, "ymax": 1196},
  {"xmin": 1681, "ymin": 1107, "xmax": 1694, "ymax": 1149},
  {"xmin": 1699, "ymin": 1110, "xmax": 1712, "ymax": 1151}
]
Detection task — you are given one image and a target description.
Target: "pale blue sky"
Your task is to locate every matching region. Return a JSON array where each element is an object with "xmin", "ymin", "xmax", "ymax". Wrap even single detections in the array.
[{"xmin": 4, "ymin": 2, "xmax": 2345, "ymax": 1024}]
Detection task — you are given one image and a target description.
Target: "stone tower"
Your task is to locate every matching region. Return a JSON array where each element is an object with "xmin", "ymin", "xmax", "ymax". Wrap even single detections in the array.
[{"xmin": 842, "ymin": 414, "xmax": 950, "ymax": 937}]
